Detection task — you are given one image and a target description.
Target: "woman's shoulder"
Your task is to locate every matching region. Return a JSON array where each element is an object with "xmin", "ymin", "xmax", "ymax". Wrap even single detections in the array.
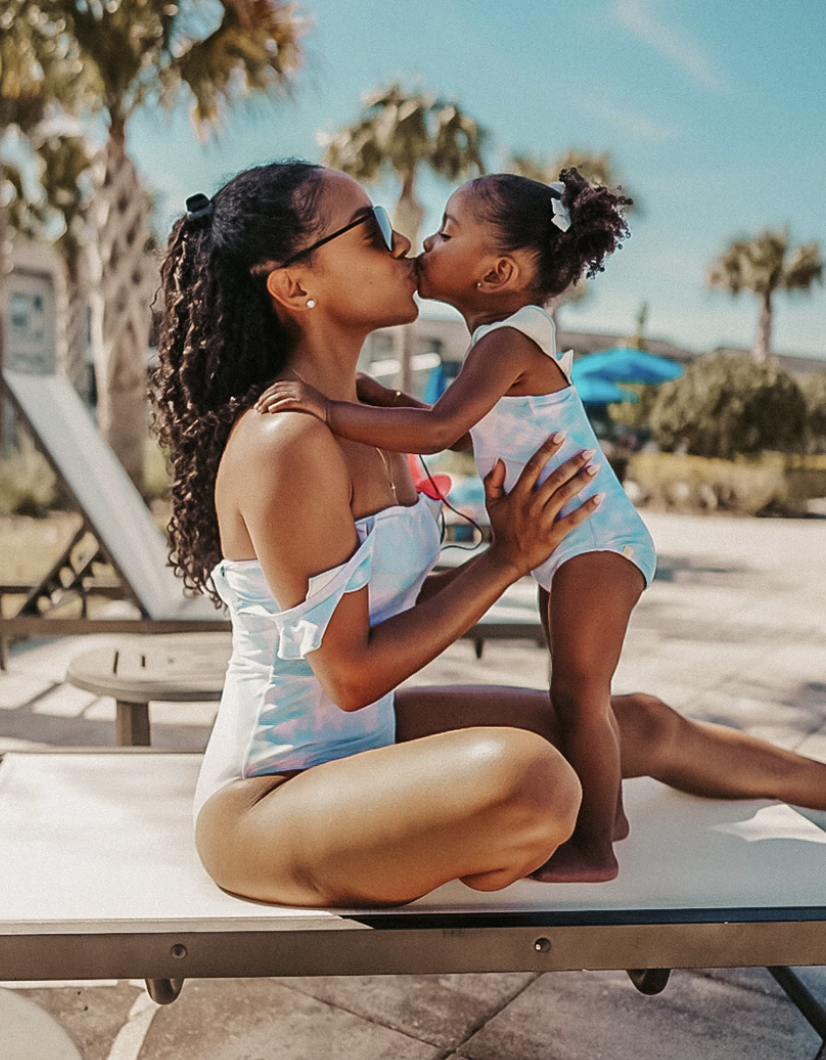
[
  {"xmin": 231, "ymin": 406, "xmax": 339, "ymax": 455},
  {"xmin": 222, "ymin": 408, "xmax": 350, "ymax": 495}
]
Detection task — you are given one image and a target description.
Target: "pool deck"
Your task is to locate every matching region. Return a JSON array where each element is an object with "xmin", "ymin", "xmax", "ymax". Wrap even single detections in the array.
[{"xmin": 1, "ymin": 509, "xmax": 825, "ymax": 1059}]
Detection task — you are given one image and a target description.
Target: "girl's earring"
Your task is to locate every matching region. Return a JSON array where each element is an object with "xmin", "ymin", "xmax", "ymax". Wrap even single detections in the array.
[
  {"xmin": 475, "ymin": 282, "xmax": 482, "ymax": 288},
  {"xmin": 306, "ymin": 298, "xmax": 316, "ymax": 308}
]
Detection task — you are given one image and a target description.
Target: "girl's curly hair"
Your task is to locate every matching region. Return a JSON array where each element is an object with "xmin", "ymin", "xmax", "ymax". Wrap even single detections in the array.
[
  {"xmin": 466, "ymin": 168, "xmax": 632, "ymax": 301},
  {"xmin": 150, "ymin": 161, "xmax": 325, "ymax": 604}
]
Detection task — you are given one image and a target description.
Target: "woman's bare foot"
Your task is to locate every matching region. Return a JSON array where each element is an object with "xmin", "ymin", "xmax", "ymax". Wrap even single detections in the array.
[{"xmin": 529, "ymin": 838, "xmax": 619, "ymax": 884}]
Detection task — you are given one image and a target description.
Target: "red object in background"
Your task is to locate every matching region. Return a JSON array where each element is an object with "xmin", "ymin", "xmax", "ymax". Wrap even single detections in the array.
[{"xmin": 407, "ymin": 453, "xmax": 452, "ymax": 500}]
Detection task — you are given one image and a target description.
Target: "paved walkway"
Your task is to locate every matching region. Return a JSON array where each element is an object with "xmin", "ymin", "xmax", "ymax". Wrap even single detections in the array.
[{"xmin": 1, "ymin": 510, "xmax": 825, "ymax": 1059}]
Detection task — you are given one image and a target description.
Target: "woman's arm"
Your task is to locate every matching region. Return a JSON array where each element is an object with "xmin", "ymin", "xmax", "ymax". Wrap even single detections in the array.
[
  {"xmin": 240, "ymin": 415, "xmax": 600, "ymax": 712},
  {"xmin": 256, "ymin": 329, "xmax": 534, "ymax": 454}
]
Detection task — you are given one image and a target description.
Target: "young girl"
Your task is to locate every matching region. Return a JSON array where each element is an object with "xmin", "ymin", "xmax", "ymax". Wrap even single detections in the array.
[{"xmin": 256, "ymin": 169, "xmax": 653, "ymax": 883}]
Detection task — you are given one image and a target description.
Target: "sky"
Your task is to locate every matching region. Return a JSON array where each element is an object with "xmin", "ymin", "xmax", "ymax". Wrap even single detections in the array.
[{"xmin": 128, "ymin": 0, "xmax": 826, "ymax": 359}]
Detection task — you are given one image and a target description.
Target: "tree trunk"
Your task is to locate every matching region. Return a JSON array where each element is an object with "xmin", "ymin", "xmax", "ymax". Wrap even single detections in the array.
[
  {"xmin": 55, "ymin": 247, "xmax": 90, "ymax": 398},
  {"xmin": 87, "ymin": 131, "xmax": 153, "ymax": 490},
  {"xmin": 751, "ymin": 291, "xmax": 773, "ymax": 362},
  {"xmin": 392, "ymin": 173, "xmax": 424, "ymax": 395},
  {"xmin": 0, "ymin": 157, "xmax": 8, "ymax": 453}
]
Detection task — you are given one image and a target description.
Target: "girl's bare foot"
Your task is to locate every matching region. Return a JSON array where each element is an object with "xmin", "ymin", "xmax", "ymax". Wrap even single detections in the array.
[
  {"xmin": 613, "ymin": 779, "xmax": 630, "ymax": 840},
  {"xmin": 529, "ymin": 838, "xmax": 619, "ymax": 884}
]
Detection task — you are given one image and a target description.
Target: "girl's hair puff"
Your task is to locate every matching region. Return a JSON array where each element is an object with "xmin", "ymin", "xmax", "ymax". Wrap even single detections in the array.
[
  {"xmin": 150, "ymin": 161, "xmax": 325, "ymax": 603},
  {"xmin": 467, "ymin": 167, "xmax": 632, "ymax": 302}
]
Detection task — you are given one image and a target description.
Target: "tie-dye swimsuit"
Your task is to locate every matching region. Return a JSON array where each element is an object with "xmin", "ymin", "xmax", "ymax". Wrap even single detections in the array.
[
  {"xmin": 193, "ymin": 495, "xmax": 442, "ymax": 823},
  {"xmin": 469, "ymin": 305, "xmax": 656, "ymax": 592}
]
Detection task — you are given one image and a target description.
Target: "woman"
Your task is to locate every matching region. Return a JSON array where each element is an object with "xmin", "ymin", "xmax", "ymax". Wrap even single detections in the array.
[{"xmin": 152, "ymin": 161, "xmax": 826, "ymax": 907}]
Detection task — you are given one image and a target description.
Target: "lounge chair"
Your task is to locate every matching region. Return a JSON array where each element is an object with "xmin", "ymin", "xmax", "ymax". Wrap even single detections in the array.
[
  {"xmin": 0, "ymin": 747, "xmax": 824, "ymax": 1046},
  {"xmin": 0, "ymin": 369, "xmax": 541, "ymax": 667},
  {"xmin": 0, "ymin": 369, "xmax": 228, "ymax": 667}
]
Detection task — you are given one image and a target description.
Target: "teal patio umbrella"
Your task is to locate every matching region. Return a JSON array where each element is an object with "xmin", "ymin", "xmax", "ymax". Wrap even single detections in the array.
[
  {"xmin": 572, "ymin": 346, "xmax": 685, "ymax": 386},
  {"xmin": 576, "ymin": 375, "xmax": 639, "ymax": 406}
]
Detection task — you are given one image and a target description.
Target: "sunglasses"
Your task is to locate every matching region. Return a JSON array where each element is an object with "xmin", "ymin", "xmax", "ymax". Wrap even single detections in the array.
[{"xmin": 280, "ymin": 205, "xmax": 394, "ymax": 266}]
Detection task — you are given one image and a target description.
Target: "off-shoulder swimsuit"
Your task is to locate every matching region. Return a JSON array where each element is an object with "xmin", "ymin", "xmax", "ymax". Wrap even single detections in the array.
[
  {"xmin": 469, "ymin": 305, "xmax": 657, "ymax": 591},
  {"xmin": 193, "ymin": 495, "xmax": 442, "ymax": 823}
]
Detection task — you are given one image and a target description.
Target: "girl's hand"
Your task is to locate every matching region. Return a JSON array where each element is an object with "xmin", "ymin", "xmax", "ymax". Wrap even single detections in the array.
[
  {"xmin": 255, "ymin": 381, "xmax": 330, "ymax": 425},
  {"xmin": 484, "ymin": 432, "xmax": 602, "ymax": 578}
]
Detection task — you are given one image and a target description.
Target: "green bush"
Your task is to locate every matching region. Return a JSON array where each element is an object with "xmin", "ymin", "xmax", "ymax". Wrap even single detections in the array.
[
  {"xmin": 798, "ymin": 373, "xmax": 826, "ymax": 453},
  {"xmin": 607, "ymin": 383, "xmax": 659, "ymax": 432},
  {"xmin": 627, "ymin": 451, "xmax": 825, "ymax": 516},
  {"xmin": 650, "ymin": 353, "xmax": 807, "ymax": 459},
  {"xmin": 0, "ymin": 434, "xmax": 58, "ymax": 516}
]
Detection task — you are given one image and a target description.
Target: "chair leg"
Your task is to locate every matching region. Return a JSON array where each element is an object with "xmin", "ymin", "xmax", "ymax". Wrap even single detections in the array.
[
  {"xmin": 145, "ymin": 979, "xmax": 184, "ymax": 1004},
  {"xmin": 768, "ymin": 966, "xmax": 826, "ymax": 1043},
  {"xmin": 627, "ymin": 968, "xmax": 671, "ymax": 995},
  {"xmin": 115, "ymin": 701, "xmax": 151, "ymax": 747}
]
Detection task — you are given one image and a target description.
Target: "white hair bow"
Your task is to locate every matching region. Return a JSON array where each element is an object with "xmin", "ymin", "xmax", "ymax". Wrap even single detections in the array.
[{"xmin": 548, "ymin": 181, "xmax": 571, "ymax": 232}]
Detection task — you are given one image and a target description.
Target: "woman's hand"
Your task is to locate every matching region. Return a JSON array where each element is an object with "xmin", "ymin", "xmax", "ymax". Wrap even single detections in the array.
[
  {"xmin": 255, "ymin": 380, "xmax": 330, "ymax": 425},
  {"xmin": 485, "ymin": 432, "xmax": 602, "ymax": 578}
]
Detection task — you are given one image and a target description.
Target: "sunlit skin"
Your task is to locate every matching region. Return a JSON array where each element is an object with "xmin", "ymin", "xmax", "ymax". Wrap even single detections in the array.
[
  {"xmin": 194, "ymin": 170, "xmax": 826, "ymax": 908},
  {"xmin": 255, "ymin": 182, "xmax": 637, "ymax": 882}
]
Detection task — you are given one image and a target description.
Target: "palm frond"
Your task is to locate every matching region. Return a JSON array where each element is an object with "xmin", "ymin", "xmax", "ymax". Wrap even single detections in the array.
[
  {"xmin": 782, "ymin": 243, "xmax": 823, "ymax": 293},
  {"xmin": 321, "ymin": 81, "xmax": 486, "ymax": 188},
  {"xmin": 175, "ymin": 0, "xmax": 306, "ymax": 132}
]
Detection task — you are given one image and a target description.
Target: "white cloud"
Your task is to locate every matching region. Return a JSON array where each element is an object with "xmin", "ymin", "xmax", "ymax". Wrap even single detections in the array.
[
  {"xmin": 613, "ymin": 0, "xmax": 728, "ymax": 92},
  {"xmin": 591, "ymin": 99, "xmax": 678, "ymax": 141}
]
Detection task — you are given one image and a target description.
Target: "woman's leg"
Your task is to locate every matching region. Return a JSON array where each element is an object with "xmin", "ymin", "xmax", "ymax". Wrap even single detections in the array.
[
  {"xmin": 196, "ymin": 688, "xmax": 582, "ymax": 908},
  {"xmin": 535, "ymin": 552, "xmax": 645, "ymax": 883},
  {"xmin": 612, "ymin": 692, "xmax": 826, "ymax": 809},
  {"xmin": 398, "ymin": 686, "xmax": 826, "ymax": 811}
]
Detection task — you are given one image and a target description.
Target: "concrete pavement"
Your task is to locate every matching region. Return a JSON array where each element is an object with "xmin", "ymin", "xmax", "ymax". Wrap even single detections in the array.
[{"xmin": 1, "ymin": 509, "xmax": 825, "ymax": 1059}]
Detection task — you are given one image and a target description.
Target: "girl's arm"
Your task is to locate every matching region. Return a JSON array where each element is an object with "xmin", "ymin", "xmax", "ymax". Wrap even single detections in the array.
[
  {"xmin": 240, "ymin": 413, "xmax": 599, "ymax": 712},
  {"xmin": 355, "ymin": 373, "xmax": 424, "ymax": 409},
  {"xmin": 355, "ymin": 372, "xmax": 472, "ymax": 450},
  {"xmin": 256, "ymin": 328, "xmax": 533, "ymax": 454}
]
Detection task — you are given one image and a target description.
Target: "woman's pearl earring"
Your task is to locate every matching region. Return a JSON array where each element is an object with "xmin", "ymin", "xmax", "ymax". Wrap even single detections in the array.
[
  {"xmin": 306, "ymin": 298, "xmax": 316, "ymax": 309},
  {"xmin": 475, "ymin": 282, "xmax": 481, "ymax": 288}
]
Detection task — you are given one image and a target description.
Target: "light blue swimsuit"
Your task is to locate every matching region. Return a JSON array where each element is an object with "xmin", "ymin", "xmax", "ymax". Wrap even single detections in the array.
[
  {"xmin": 469, "ymin": 305, "xmax": 656, "ymax": 591},
  {"xmin": 193, "ymin": 495, "xmax": 442, "ymax": 822}
]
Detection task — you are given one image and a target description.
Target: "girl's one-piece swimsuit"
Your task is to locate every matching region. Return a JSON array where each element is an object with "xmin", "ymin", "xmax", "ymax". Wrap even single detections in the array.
[
  {"xmin": 192, "ymin": 495, "xmax": 442, "ymax": 822},
  {"xmin": 469, "ymin": 304, "xmax": 656, "ymax": 592}
]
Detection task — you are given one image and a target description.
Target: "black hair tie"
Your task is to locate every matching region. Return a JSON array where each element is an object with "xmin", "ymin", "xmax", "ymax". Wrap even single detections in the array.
[{"xmin": 186, "ymin": 193, "xmax": 214, "ymax": 222}]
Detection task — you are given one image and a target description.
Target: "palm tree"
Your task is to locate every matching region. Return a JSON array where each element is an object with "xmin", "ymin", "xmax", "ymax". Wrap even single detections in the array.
[
  {"xmin": 11, "ymin": 1, "xmax": 307, "ymax": 488},
  {"xmin": 708, "ymin": 230, "xmax": 823, "ymax": 362},
  {"xmin": 509, "ymin": 147, "xmax": 620, "ymax": 191},
  {"xmin": 35, "ymin": 132, "xmax": 94, "ymax": 392},
  {"xmin": 322, "ymin": 83, "xmax": 487, "ymax": 390}
]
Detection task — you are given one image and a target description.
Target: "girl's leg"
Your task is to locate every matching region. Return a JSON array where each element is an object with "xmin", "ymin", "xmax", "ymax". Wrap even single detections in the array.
[
  {"xmin": 535, "ymin": 552, "xmax": 645, "ymax": 883},
  {"xmin": 196, "ymin": 687, "xmax": 582, "ymax": 908},
  {"xmin": 539, "ymin": 585, "xmax": 628, "ymax": 840},
  {"xmin": 613, "ymin": 692, "xmax": 826, "ymax": 809}
]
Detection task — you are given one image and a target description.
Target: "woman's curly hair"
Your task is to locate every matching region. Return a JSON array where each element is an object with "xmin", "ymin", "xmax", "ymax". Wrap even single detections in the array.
[
  {"xmin": 150, "ymin": 161, "xmax": 325, "ymax": 604},
  {"xmin": 466, "ymin": 168, "xmax": 632, "ymax": 301}
]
